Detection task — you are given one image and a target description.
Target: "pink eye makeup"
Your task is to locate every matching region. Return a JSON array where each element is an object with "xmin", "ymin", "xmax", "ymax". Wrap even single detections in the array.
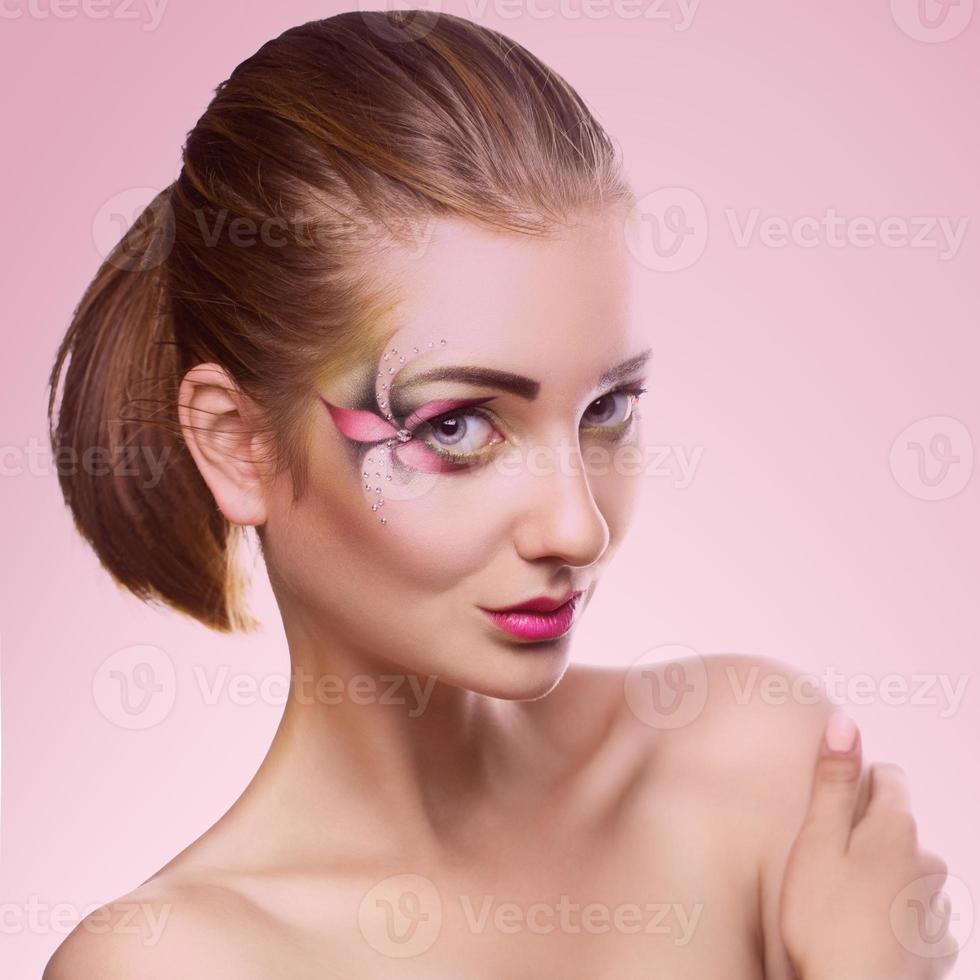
[
  {"xmin": 319, "ymin": 336, "xmax": 494, "ymax": 527},
  {"xmin": 319, "ymin": 393, "xmax": 501, "ymax": 474},
  {"xmin": 319, "ymin": 341, "xmax": 654, "ymax": 526}
]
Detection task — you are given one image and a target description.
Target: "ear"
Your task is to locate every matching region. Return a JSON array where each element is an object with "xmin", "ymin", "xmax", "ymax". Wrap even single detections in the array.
[{"xmin": 177, "ymin": 363, "xmax": 269, "ymax": 527}]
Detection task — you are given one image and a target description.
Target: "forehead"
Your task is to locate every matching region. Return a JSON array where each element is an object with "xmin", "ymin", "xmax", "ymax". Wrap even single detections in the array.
[{"xmin": 378, "ymin": 211, "xmax": 638, "ymax": 382}]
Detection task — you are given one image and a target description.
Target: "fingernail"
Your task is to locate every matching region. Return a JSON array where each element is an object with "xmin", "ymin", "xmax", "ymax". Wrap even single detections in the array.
[{"xmin": 825, "ymin": 712, "xmax": 858, "ymax": 753}]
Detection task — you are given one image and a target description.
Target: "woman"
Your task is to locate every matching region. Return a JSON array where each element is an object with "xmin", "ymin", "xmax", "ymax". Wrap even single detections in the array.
[{"xmin": 44, "ymin": 10, "xmax": 956, "ymax": 978}]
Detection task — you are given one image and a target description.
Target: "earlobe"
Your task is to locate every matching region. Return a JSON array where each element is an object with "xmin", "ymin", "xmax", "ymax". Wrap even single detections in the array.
[{"xmin": 177, "ymin": 363, "xmax": 268, "ymax": 527}]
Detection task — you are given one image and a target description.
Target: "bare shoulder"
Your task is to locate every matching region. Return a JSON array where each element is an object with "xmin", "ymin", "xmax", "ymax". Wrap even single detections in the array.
[
  {"xmin": 42, "ymin": 876, "xmax": 276, "ymax": 980},
  {"xmin": 567, "ymin": 653, "xmax": 871, "ymax": 977},
  {"xmin": 558, "ymin": 652, "xmax": 850, "ymax": 807},
  {"xmin": 697, "ymin": 651, "xmax": 840, "ymax": 776},
  {"xmin": 579, "ymin": 650, "xmax": 867, "ymax": 819},
  {"xmin": 695, "ymin": 652, "xmax": 870, "ymax": 821},
  {"xmin": 584, "ymin": 650, "xmax": 869, "ymax": 979},
  {"xmin": 564, "ymin": 651, "xmax": 840, "ymax": 759}
]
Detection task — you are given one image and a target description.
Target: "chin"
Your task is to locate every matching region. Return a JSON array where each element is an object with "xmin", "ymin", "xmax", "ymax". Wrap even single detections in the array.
[{"xmin": 457, "ymin": 640, "xmax": 574, "ymax": 702}]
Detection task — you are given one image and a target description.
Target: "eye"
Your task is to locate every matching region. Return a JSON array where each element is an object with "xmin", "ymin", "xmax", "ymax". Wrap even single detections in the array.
[
  {"xmin": 582, "ymin": 384, "xmax": 648, "ymax": 430},
  {"xmin": 416, "ymin": 409, "xmax": 503, "ymax": 462}
]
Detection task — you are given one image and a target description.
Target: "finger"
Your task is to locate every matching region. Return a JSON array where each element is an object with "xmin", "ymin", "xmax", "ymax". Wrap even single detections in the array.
[
  {"xmin": 920, "ymin": 850, "xmax": 949, "ymax": 882},
  {"xmin": 864, "ymin": 762, "xmax": 913, "ymax": 820},
  {"xmin": 933, "ymin": 911, "xmax": 960, "ymax": 978},
  {"xmin": 800, "ymin": 712, "xmax": 864, "ymax": 852}
]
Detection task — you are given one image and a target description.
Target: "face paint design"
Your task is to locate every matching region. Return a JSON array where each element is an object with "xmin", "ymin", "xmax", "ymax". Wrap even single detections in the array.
[
  {"xmin": 320, "ymin": 338, "xmax": 497, "ymax": 526},
  {"xmin": 321, "ymin": 338, "xmax": 651, "ymax": 526}
]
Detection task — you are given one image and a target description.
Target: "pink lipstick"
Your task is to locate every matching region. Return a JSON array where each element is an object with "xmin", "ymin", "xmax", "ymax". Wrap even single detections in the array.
[{"xmin": 479, "ymin": 590, "xmax": 583, "ymax": 642}]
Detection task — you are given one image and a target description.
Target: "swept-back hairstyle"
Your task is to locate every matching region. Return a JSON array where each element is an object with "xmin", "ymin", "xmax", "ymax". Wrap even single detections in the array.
[{"xmin": 47, "ymin": 9, "xmax": 633, "ymax": 633}]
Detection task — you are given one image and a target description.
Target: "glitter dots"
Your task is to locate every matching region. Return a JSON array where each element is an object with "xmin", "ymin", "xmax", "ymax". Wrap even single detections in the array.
[{"xmin": 363, "ymin": 338, "xmax": 448, "ymax": 527}]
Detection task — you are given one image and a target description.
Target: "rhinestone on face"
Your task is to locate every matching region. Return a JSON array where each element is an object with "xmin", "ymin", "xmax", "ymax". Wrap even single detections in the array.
[{"xmin": 363, "ymin": 336, "xmax": 448, "ymax": 528}]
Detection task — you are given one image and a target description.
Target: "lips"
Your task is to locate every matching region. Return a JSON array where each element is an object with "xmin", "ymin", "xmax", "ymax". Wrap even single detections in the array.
[
  {"xmin": 479, "ymin": 590, "xmax": 583, "ymax": 641},
  {"xmin": 483, "ymin": 590, "xmax": 581, "ymax": 614}
]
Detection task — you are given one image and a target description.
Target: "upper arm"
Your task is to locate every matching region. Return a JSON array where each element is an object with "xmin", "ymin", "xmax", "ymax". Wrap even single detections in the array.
[
  {"xmin": 43, "ymin": 905, "xmax": 175, "ymax": 980},
  {"xmin": 42, "ymin": 886, "xmax": 269, "ymax": 980},
  {"xmin": 699, "ymin": 653, "xmax": 872, "ymax": 980}
]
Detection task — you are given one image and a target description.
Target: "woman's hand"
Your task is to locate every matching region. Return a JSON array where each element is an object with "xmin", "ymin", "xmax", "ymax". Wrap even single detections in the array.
[{"xmin": 778, "ymin": 713, "xmax": 959, "ymax": 980}]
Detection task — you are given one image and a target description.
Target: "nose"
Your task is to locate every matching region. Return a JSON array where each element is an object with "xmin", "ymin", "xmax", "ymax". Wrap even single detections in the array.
[{"xmin": 509, "ymin": 437, "xmax": 610, "ymax": 568}]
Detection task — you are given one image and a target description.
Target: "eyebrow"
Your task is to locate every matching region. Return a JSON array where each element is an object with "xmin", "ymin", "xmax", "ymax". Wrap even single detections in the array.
[
  {"xmin": 596, "ymin": 347, "xmax": 653, "ymax": 388},
  {"xmin": 390, "ymin": 347, "xmax": 652, "ymax": 402}
]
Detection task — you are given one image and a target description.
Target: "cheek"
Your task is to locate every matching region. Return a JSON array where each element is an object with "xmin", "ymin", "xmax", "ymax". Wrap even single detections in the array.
[
  {"xmin": 370, "ymin": 473, "xmax": 509, "ymax": 586},
  {"xmin": 273, "ymin": 446, "xmax": 507, "ymax": 604}
]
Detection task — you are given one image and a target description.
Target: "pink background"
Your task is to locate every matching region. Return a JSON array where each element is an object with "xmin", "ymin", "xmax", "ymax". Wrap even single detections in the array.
[{"xmin": 1, "ymin": 1, "xmax": 977, "ymax": 974}]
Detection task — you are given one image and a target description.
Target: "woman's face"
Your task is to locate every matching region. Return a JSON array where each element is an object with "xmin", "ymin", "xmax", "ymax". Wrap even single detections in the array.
[{"xmin": 263, "ymin": 207, "xmax": 649, "ymax": 700}]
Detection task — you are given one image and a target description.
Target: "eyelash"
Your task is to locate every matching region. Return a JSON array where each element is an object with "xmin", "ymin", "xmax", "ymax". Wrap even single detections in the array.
[{"xmin": 417, "ymin": 383, "xmax": 649, "ymax": 467}]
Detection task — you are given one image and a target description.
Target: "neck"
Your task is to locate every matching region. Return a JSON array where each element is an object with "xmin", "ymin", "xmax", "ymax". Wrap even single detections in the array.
[{"xmin": 200, "ymin": 620, "xmax": 581, "ymax": 874}]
